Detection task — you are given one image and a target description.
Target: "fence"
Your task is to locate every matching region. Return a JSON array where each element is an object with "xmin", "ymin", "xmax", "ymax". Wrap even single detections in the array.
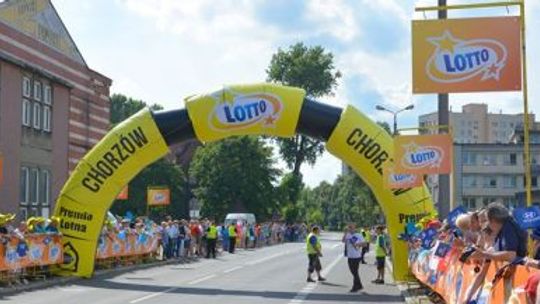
[{"xmin": 409, "ymin": 241, "xmax": 537, "ymax": 303}]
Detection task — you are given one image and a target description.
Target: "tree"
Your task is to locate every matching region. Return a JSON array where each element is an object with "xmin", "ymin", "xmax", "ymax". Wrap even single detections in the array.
[
  {"xmin": 377, "ymin": 121, "xmax": 392, "ymax": 135},
  {"xmin": 266, "ymin": 43, "xmax": 341, "ymax": 181},
  {"xmin": 109, "ymin": 94, "xmax": 187, "ymax": 220},
  {"xmin": 189, "ymin": 136, "xmax": 280, "ymax": 221}
]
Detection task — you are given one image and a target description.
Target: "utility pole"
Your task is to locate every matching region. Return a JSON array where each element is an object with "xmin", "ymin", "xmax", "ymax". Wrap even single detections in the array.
[{"xmin": 437, "ymin": 0, "xmax": 451, "ymax": 218}]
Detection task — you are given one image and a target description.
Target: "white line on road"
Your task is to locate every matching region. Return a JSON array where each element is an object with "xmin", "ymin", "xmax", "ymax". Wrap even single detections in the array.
[
  {"xmin": 130, "ymin": 287, "xmax": 178, "ymax": 304},
  {"xmin": 331, "ymin": 243, "xmax": 341, "ymax": 249},
  {"xmin": 287, "ymin": 253, "xmax": 343, "ymax": 304},
  {"xmin": 188, "ymin": 274, "xmax": 217, "ymax": 285},
  {"xmin": 223, "ymin": 266, "xmax": 243, "ymax": 273},
  {"xmin": 245, "ymin": 251, "xmax": 290, "ymax": 266}
]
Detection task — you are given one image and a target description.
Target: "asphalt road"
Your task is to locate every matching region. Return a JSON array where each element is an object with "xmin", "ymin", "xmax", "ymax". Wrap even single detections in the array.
[{"xmin": 0, "ymin": 232, "xmax": 404, "ymax": 304}]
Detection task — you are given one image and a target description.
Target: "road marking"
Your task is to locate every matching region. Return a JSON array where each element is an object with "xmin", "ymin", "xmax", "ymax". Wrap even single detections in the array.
[
  {"xmin": 188, "ymin": 274, "xmax": 217, "ymax": 285},
  {"xmin": 223, "ymin": 266, "xmax": 243, "ymax": 273},
  {"xmin": 130, "ymin": 287, "xmax": 178, "ymax": 303},
  {"xmin": 245, "ymin": 251, "xmax": 289, "ymax": 266},
  {"xmin": 287, "ymin": 253, "xmax": 343, "ymax": 304}
]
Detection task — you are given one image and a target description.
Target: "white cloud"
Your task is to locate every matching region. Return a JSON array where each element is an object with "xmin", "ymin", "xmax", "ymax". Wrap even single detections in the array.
[{"xmin": 305, "ymin": 0, "xmax": 358, "ymax": 42}]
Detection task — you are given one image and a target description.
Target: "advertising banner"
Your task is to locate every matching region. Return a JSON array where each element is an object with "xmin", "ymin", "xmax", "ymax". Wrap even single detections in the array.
[
  {"xmin": 185, "ymin": 83, "xmax": 305, "ymax": 142},
  {"xmin": 412, "ymin": 17, "xmax": 521, "ymax": 93},
  {"xmin": 393, "ymin": 134, "xmax": 453, "ymax": 175},
  {"xmin": 513, "ymin": 206, "xmax": 540, "ymax": 229},
  {"xmin": 383, "ymin": 165, "xmax": 422, "ymax": 189},
  {"xmin": 0, "ymin": 234, "xmax": 63, "ymax": 271},
  {"xmin": 147, "ymin": 187, "xmax": 170, "ymax": 206}
]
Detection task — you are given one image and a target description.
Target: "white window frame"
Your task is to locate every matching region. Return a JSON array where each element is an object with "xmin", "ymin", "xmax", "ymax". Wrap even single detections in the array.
[
  {"xmin": 43, "ymin": 85, "xmax": 52, "ymax": 105},
  {"xmin": 22, "ymin": 99, "xmax": 32, "ymax": 127},
  {"xmin": 20, "ymin": 167, "xmax": 29, "ymax": 205},
  {"xmin": 42, "ymin": 170, "xmax": 50, "ymax": 206},
  {"xmin": 43, "ymin": 106, "xmax": 51, "ymax": 132},
  {"xmin": 33, "ymin": 102, "xmax": 41, "ymax": 129},
  {"xmin": 23, "ymin": 77, "xmax": 31, "ymax": 97},
  {"xmin": 41, "ymin": 207, "xmax": 50, "ymax": 219},
  {"xmin": 20, "ymin": 207, "xmax": 28, "ymax": 221},
  {"xmin": 30, "ymin": 168, "xmax": 39, "ymax": 205},
  {"xmin": 33, "ymin": 81, "xmax": 42, "ymax": 101}
]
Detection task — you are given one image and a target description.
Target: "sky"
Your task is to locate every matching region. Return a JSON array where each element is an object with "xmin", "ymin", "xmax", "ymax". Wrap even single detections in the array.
[{"xmin": 52, "ymin": 0, "xmax": 540, "ymax": 188}]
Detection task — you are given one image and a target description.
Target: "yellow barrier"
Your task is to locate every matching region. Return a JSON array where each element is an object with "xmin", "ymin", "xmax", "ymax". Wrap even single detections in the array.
[{"xmin": 410, "ymin": 243, "xmax": 536, "ymax": 303}]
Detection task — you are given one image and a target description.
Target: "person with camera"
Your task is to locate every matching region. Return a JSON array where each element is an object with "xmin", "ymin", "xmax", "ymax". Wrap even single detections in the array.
[{"xmin": 342, "ymin": 223, "xmax": 367, "ymax": 292}]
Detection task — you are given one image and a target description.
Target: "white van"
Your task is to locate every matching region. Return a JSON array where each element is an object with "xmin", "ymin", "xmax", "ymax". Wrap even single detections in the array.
[{"xmin": 224, "ymin": 213, "xmax": 256, "ymax": 226}]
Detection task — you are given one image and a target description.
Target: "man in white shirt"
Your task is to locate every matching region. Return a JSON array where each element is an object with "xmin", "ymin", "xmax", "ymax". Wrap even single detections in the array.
[{"xmin": 342, "ymin": 223, "xmax": 367, "ymax": 292}]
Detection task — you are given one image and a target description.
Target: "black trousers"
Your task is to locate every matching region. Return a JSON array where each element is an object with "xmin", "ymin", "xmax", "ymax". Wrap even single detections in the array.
[
  {"xmin": 347, "ymin": 257, "xmax": 363, "ymax": 289},
  {"xmin": 360, "ymin": 246, "xmax": 368, "ymax": 262},
  {"xmin": 206, "ymin": 238, "xmax": 216, "ymax": 258},
  {"xmin": 229, "ymin": 237, "xmax": 236, "ymax": 253}
]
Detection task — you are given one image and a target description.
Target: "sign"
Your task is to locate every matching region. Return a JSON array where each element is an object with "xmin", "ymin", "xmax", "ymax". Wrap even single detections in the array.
[
  {"xmin": 185, "ymin": 83, "xmax": 305, "ymax": 142},
  {"xmin": 412, "ymin": 17, "xmax": 521, "ymax": 93},
  {"xmin": 116, "ymin": 185, "xmax": 128, "ymax": 200},
  {"xmin": 393, "ymin": 134, "xmax": 452, "ymax": 175},
  {"xmin": 513, "ymin": 206, "xmax": 540, "ymax": 229},
  {"xmin": 147, "ymin": 187, "xmax": 170, "ymax": 206},
  {"xmin": 447, "ymin": 206, "xmax": 466, "ymax": 228},
  {"xmin": 383, "ymin": 165, "xmax": 422, "ymax": 189},
  {"xmin": 53, "ymin": 108, "xmax": 169, "ymax": 277}
]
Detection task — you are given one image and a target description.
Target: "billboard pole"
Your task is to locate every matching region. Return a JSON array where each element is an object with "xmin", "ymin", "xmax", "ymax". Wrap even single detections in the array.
[
  {"xmin": 437, "ymin": 0, "xmax": 451, "ymax": 218},
  {"xmin": 519, "ymin": 1, "xmax": 532, "ymax": 207}
]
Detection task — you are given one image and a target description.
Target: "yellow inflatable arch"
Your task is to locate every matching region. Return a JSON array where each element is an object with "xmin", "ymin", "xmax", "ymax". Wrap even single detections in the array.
[{"xmin": 54, "ymin": 83, "xmax": 435, "ymax": 280}]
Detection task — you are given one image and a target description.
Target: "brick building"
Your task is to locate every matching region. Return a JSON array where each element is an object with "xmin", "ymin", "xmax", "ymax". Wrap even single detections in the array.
[{"xmin": 0, "ymin": 0, "xmax": 111, "ymax": 219}]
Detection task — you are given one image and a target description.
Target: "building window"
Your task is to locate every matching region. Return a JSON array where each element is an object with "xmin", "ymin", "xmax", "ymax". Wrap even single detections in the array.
[
  {"xmin": 20, "ymin": 207, "xmax": 28, "ymax": 220},
  {"xmin": 41, "ymin": 207, "xmax": 50, "ymax": 218},
  {"xmin": 33, "ymin": 102, "xmax": 41, "ymax": 129},
  {"xmin": 483, "ymin": 176, "xmax": 497, "ymax": 188},
  {"xmin": 503, "ymin": 197, "xmax": 516, "ymax": 209},
  {"xmin": 43, "ymin": 85, "xmax": 52, "ymax": 105},
  {"xmin": 22, "ymin": 99, "xmax": 32, "ymax": 127},
  {"xmin": 41, "ymin": 170, "xmax": 50, "ymax": 205},
  {"xmin": 463, "ymin": 152, "xmax": 477, "ymax": 165},
  {"xmin": 463, "ymin": 197, "xmax": 477, "ymax": 210},
  {"xmin": 503, "ymin": 153, "xmax": 517, "ymax": 165},
  {"xmin": 23, "ymin": 77, "xmax": 31, "ymax": 97},
  {"xmin": 503, "ymin": 176, "xmax": 517, "ymax": 188},
  {"xmin": 20, "ymin": 167, "xmax": 29, "ymax": 205},
  {"xmin": 43, "ymin": 106, "xmax": 51, "ymax": 132},
  {"xmin": 482, "ymin": 197, "xmax": 497, "ymax": 206},
  {"xmin": 33, "ymin": 81, "xmax": 42, "ymax": 101},
  {"xmin": 463, "ymin": 175, "xmax": 477, "ymax": 188},
  {"xmin": 30, "ymin": 168, "xmax": 39, "ymax": 205},
  {"xmin": 482, "ymin": 154, "xmax": 497, "ymax": 166},
  {"xmin": 30, "ymin": 207, "xmax": 39, "ymax": 217},
  {"xmin": 534, "ymin": 177, "xmax": 538, "ymax": 188}
]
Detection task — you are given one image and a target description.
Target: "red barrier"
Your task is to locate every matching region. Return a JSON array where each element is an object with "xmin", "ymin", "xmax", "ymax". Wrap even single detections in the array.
[
  {"xmin": 0, "ymin": 234, "xmax": 63, "ymax": 271},
  {"xmin": 409, "ymin": 241, "xmax": 538, "ymax": 303},
  {"xmin": 96, "ymin": 232, "xmax": 159, "ymax": 259}
]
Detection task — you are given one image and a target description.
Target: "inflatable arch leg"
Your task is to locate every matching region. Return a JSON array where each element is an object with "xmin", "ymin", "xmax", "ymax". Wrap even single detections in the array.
[{"xmin": 53, "ymin": 83, "xmax": 435, "ymax": 279}]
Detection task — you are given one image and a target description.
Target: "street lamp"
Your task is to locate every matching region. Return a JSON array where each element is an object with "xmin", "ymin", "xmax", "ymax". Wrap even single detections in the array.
[{"xmin": 375, "ymin": 104, "xmax": 415, "ymax": 135}]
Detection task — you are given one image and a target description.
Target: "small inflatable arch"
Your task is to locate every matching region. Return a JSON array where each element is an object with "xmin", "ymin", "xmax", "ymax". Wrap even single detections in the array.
[{"xmin": 53, "ymin": 83, "xmax": 435, "ymax": 280}]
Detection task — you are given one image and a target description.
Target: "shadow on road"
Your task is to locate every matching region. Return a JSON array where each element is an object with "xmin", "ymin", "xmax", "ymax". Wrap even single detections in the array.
[{"xmin": 74, "ymin": 279, "xmax": 403, "ymax": 303}]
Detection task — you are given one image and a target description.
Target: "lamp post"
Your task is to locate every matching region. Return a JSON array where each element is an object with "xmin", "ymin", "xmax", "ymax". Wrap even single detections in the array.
[{"xmin": 375, "ymin": 104, "xmax": 414, "ymax": 135}]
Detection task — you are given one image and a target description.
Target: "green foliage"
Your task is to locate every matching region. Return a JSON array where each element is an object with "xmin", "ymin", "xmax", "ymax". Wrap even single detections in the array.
[
  {"xmin": 377, "ymin": 121, "xmax": 393, "ymax": 135},
  {"xmin": 110, "ymin": 94, "xmax": 163, "ymax": 125},
  {"xmin": 189, "ymin": 136, "xmax": 280, "ymax": 221},
  {"xmin": 109, "ymin": 94, "xmax": 187, "ymax": 220},
  {"xmin": 266, "ymin": 43, "xmax": 341, "ymax": 196}
]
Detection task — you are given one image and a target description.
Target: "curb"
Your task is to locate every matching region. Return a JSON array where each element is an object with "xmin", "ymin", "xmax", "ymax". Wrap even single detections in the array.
[
  {"xmin": 0, "ymin": 257, "xmax": 199, "ymax": 296},
  {"xmin": 386, "ymin": 259, "xmax": 432, "ymax": 304}
]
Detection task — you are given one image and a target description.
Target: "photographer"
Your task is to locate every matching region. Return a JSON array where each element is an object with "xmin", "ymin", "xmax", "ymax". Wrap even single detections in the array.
[{"xmin": 342, "ymin": 223, "xmax": 367, "ymax": 292}]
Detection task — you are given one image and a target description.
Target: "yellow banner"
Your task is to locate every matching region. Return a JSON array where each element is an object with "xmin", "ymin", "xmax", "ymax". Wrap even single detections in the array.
[
  {"xmin": 147, "ymin": 187, "xmax": 170, "ymax": 206},
  {"xmin": 412, "ymin": 17, "xmax": 521, "ymax": 93},
  {"xmin": 326, "ymin": 106, "xmax": 435, "ymax": 281},
  {"xmin": 185, "ymin": 83, "xmax": 305, "ymax": 142},
  {"xmin": 53, "ymin": 108, "xmax": 169, "ymax": 277}
]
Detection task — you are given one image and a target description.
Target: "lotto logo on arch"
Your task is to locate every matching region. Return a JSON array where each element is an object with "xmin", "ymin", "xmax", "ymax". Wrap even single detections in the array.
[
  {"xmin": 393, "ymin": 134, "xmax": 452, "ymax": 175},
  {"xmin": 412, "ymin": 17, "xmax": 521, "ymax": 93},
  {"xmin": 210, "ymin": 93, "xmax": 282, "ymax": 131}
]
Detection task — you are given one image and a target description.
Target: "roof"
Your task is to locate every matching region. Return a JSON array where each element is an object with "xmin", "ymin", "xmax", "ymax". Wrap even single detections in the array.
[{"xmin": 0, "ymin": 0, "xmax": 87, "ymax": 66}]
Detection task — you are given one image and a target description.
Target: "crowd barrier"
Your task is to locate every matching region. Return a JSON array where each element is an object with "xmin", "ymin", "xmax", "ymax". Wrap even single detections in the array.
[
  {"xmin": 96, "ymin": 232, "xmax": 160, "ymax": 259},
  {"xmin": 0, "ymin": 234, "xmax": 63, "ymax": 272},
  {"xmin": 409, "ymin": 241, "xmax": 538, "ymax": 303}
]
